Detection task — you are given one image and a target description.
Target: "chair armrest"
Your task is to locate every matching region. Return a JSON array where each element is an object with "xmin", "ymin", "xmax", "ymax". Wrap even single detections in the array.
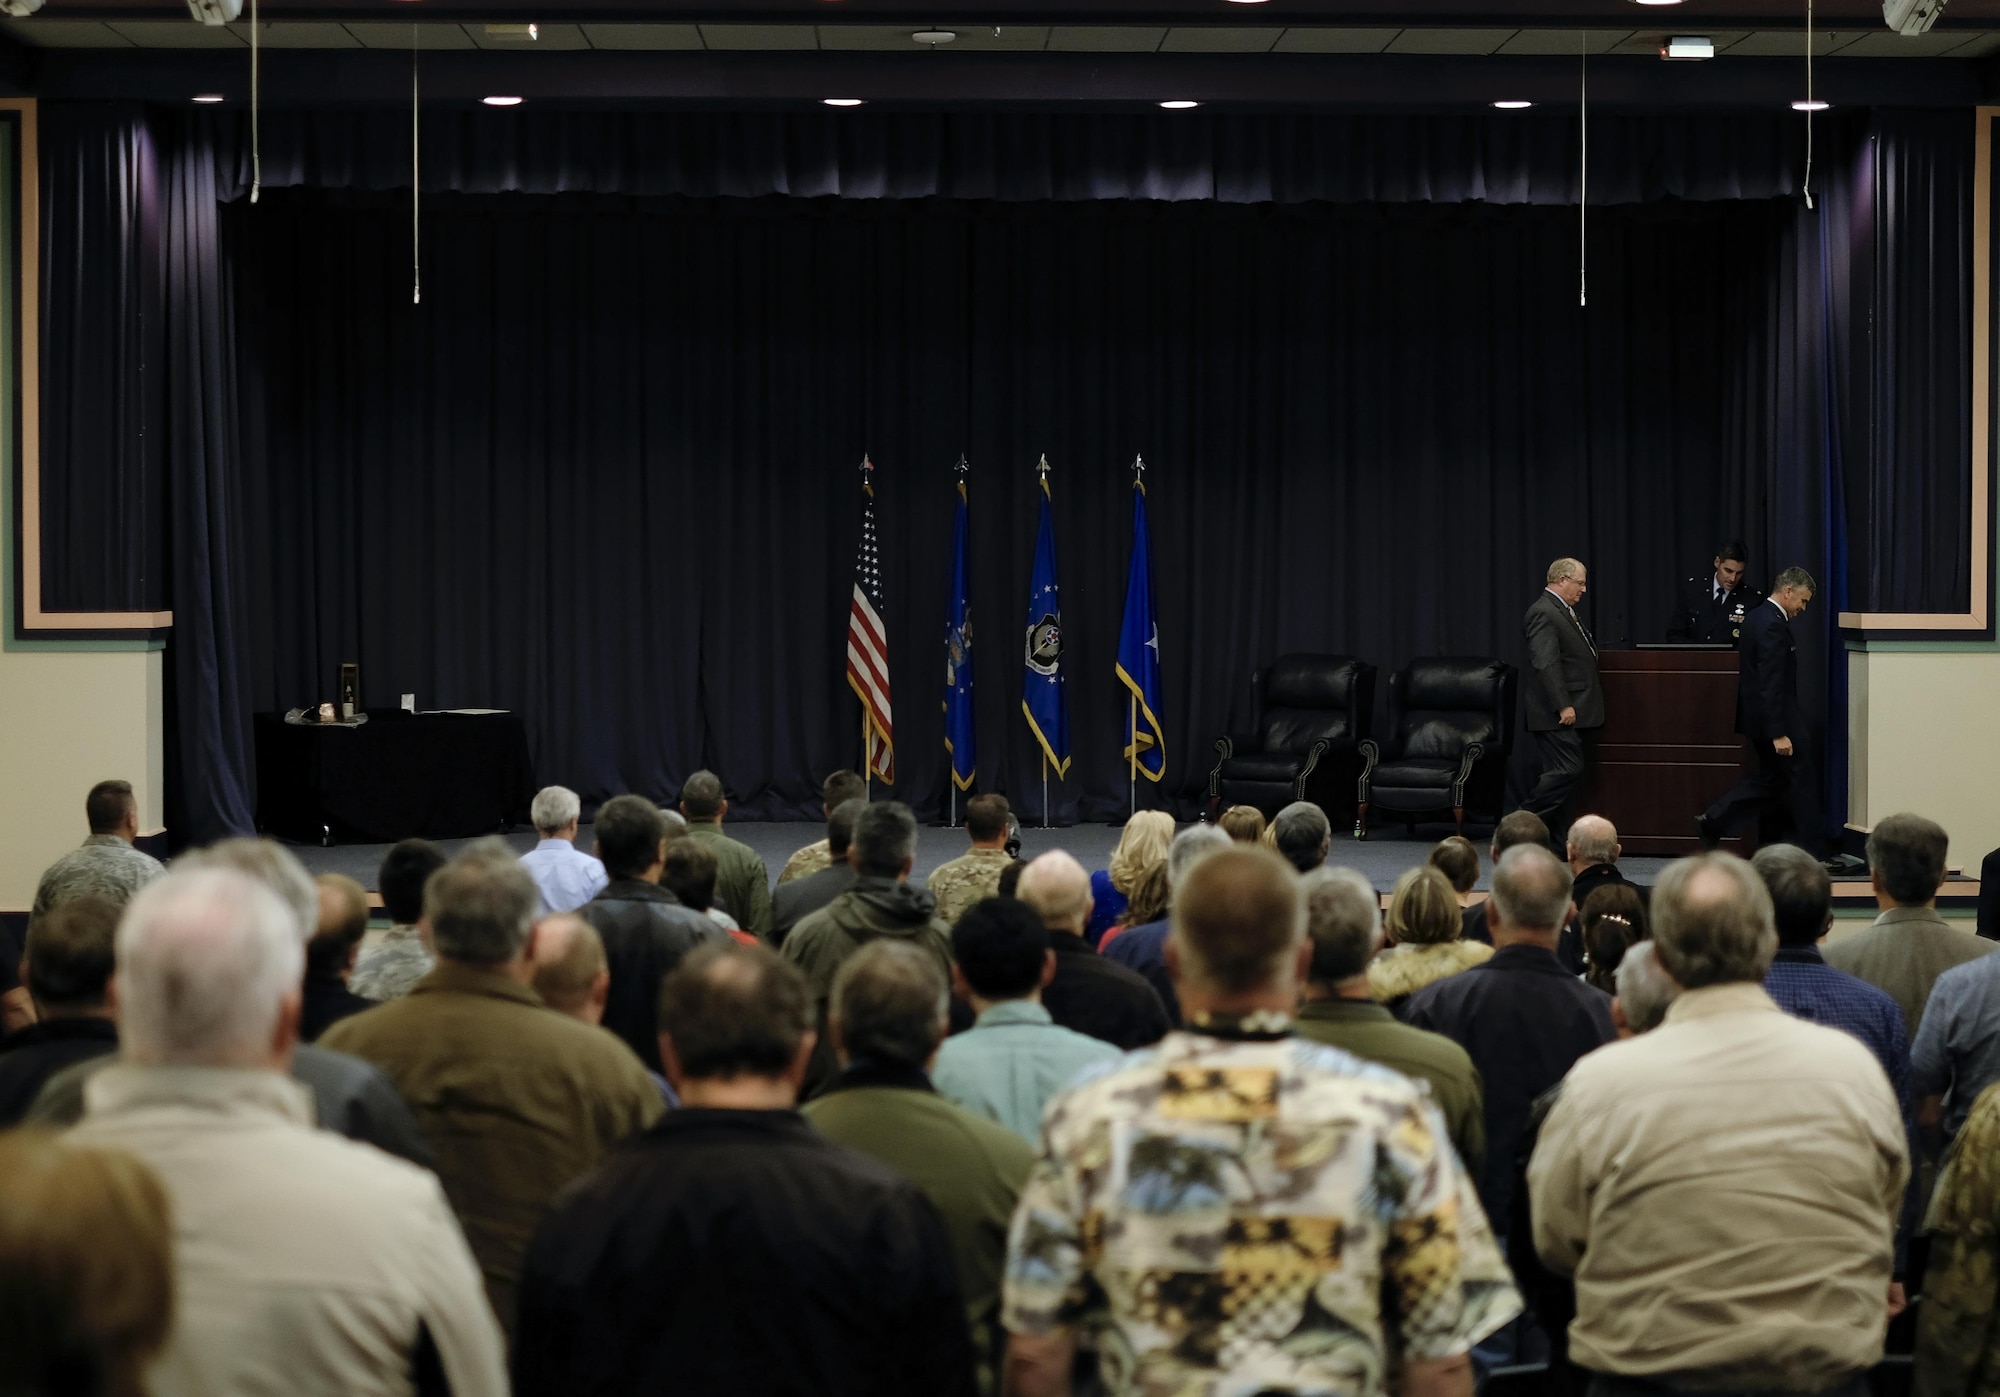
[
  {"xmin": 1449, "ymin": 742, "xmax": 1487, "ymax": 805},
  {"xmin": 1356, "ymin": 739, "xmax": 1382, "ymax": 801},
  {"xmin": 1295, "ymin": 738, "xmax": 1332, "ymax": 780}
]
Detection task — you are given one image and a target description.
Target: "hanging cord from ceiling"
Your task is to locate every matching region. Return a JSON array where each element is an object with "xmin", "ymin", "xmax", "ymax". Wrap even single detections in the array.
[
  {"xmin": 248, "ymin": 0, "xmax": 259, "ymax": 202},
  {"xmin": 412, "ymin": 21, "xmax": 421, "ymax": 305},
  {"xmin": 1579, "ymin": 36, "xmax": 1587, "ymax": 308},
  {"xmin": 1804, "ymin": 0, "xmax": 1816, "ymax": 209}
]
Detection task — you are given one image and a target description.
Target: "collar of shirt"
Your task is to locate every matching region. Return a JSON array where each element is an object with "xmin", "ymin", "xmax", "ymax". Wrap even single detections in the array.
[
  {"xmin": 1545, "ymin": 587, "xmax": 1571, "ymax": 612},
  {"xmin": 1483, "ymin": 942, "xmax": 1574, "ymax": 975},
  {"xmin": 81, "ymin": 832, "xmax": 128, "ymax": 848},
  {"xmin": 1770, "ymin": 945, "xmax": 1827, "ymax": 964},
  {"xmin": 819, "ymin": 1059, "xmax": 935, "ymax": 1097},
  {"xmin": 1182, "ymin": 1008, "xmax": 1294, "ymax": 1041},
  {"xmin": 410, "ymin": 961, "xmax": 544, "ymax": 1007},
  {"xmin": 974, "ymin": 1000, "xmax": 1056, "ymax": 1030},
  {"xmin": 83, "ymin": 1062, "xmax": 315, "ymax": 1126},
  {"xmin": 1297, "ymin": 997, "xmax": 1397, "ymax": 1026},
  {"xmin": 1661, "ymin": 980, "xmax": 1779, "ymax": 1026},
  {"xmin": 1766, "ymin": 597, "xmax": 1788, "ymax": 619},
  {"xmin": 1049, "ymin": 930, "xmax": 1094, "ymax": 956},
  {"xmin": 380, "ymin": 922, "xmax": 423, "ymax": 945},
  {"xmin": 598, "ymin": 878, "xmax": 681, "ymax": 905},
  {"xmin": 532, "ymin": 837, "xmax": 580, "ymax": 855}
]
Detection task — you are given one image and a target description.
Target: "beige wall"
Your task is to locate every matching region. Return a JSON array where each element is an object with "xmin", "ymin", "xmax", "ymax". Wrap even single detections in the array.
[
  {"xmin": 0, "ymin": 645, "xmax": 165, "ymax": 910},
  {"xmin": 1849, "ymin": 648, "xmax": 2000, "ymax": 871}
]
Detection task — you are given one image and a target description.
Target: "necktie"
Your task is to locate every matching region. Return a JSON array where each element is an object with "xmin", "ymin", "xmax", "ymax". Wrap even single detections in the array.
[{"xmin": 1565, "ymin": 602, "xmax": 1596, "ymax": 656}]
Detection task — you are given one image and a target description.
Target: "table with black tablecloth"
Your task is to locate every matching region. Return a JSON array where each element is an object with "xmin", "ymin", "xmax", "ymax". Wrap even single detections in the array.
[{"xmin": 254, "ymin": 710, "xmax": 537, "ymax": 843}]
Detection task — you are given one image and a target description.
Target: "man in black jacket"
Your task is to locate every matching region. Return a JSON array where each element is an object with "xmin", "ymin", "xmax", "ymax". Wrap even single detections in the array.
[
  {"xmin": 1518, "ymin": 558, "xmax": 1606, "ymax": 835},
  {"xmin": 1699, "ymin": 566, "xmax": 1821, "ymax": 855},
  {"xmin": 513, "ymin": 942, "xmax": 976, "ymax": 1397},
  {"xmin": 1016, "ymin": 851, "xmax": 1171, "ymax": 1051},
  {"xmin": 770, "ymin": 797, "xmax": 864, "ymax": 946},
  {"xmin": 578, "ymin": 794, "xmax": 722, "ymax": 1071},
  {"xmin": 0, "ymin": 896, "xmax": 119, "ymax": 1126}
]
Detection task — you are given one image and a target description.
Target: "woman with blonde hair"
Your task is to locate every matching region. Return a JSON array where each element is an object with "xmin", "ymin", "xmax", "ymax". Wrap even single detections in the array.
[
  {"xmin": 1088, "ymin": 810, "xmax": 1175, "ymax": 945},
  {"xmin": 1218, "ymin": 805, "xmax": 1266, "ymax": 844},
  {"xmin": 1367, "ymin": 864, "xmax": 1495, "ymax": 1011}
]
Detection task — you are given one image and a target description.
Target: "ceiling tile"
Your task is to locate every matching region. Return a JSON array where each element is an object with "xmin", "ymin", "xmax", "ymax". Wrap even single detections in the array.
[
  {"xmin": 698, "ymin": 24, "xmax": 819, "ymax": 50},
  {"xmin": 578, "ymin": 24, "xmax": 704, "ymax": 50},
  {"xmin": 1271, "ymin": 28, "xmax": 1397, "ymax": 53},
  {"xmin": 104, "ymin": 20, "xmax": 245, "ymax": 48},
  {"xmin": 1837, "ymin": 28, "xmax": 1987, "ymax": 56},
  {"xmin": 1606, "ymin": 30, "xmax": 1752, "ymax": 56},
  {"xmin": 0, "ymin": 18, "xmax": 134, "ymax": 48},
  {"xmin": 1385, "ymin": 28, "xmax": 1519, "ymax": 54},
  {"xmin": 1938, "ymin": 32, "xmax": 2000, "ymax": 56},
  {"xmin": 344, "ymin": 23, "xmax": 477, "ymax": 50},
  {"xmin": 466, "ymin": 22, "xmax": 591, "ymax": 50},
  {"xmin": 1721, "ymin": 30, "xmax": 1861, "ymax": 56},
  {"xmin": 1494, "ymin": 28, "xmax": 1632, "ymax": 56},
  {"xmin": 1160, "ymin": 27, "xmax": 1281, "ymax": 53},
  {"xmin": 1046, "ymin": 26, "xmax": 1166, "ymax": 52},
  {"xmin": 248, "ymin": 22, "xmax": 361, "ymax": 49},
  {"xmin": 817, "ymin": 25, "xmax": 942, "ymax": 50},
  {"xmin": 934, "ymin": 25, "xmax": 1050, "ymax": 50}
]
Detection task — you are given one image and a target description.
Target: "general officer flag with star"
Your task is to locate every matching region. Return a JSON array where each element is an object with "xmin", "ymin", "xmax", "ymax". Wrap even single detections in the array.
[
  {"xmin": 1116, "ymin": 467, "xmax": 1165, "ymax": 781},
  {"xmin": 1022, "ymin": 456, "xmax": 1071, "ymax": 778},
  {"xmin": 942, "ymin": 464, "xmax": 976, "ymax": 792}
]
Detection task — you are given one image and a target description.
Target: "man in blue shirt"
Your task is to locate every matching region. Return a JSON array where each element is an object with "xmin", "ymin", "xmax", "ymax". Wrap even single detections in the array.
[
  {"xmin": 931, "ymin": 897, "xmax": 1118, "ymax": 1144},
  {"xmin": 518, "ymin": 786, "xmax": 607, "ymax": 914},
  {"xmin": 1910, "ymin": 942, "xmax": 2000, "ymax": 1142},
  {"xmin": 1101, "ymin": 823, "xmax": 1232, "ymax": 1025}
]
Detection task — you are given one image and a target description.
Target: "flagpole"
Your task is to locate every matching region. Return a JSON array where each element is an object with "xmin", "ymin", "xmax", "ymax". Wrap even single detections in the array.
[
  {"xmin": 862, "ymin": 708, "xmax": 871, "ymax": 799},
  {"xmin": 1042, "ymin": 753, "xmax": 1049, "ymax": 830},
  {"xmin": 1129, "ymin": 694, "xmax": 1138, "ymax": 820}
]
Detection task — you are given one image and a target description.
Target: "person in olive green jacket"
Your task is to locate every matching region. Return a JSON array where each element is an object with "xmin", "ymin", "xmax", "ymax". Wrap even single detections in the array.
[
  {"xmin": 1293, "ymin": 865, "xmax": 1487, "ymax": 1176},
  {"xmin": 804, "ymin": 940, "xmax": 1032, "ymax": 1394},
  {"xmin": 321, "ymin": 838, "xmax": 662, "ymax": 1334},
  {"xmin": 678, "ymin": 770, "xmax": 774, "ymax": 939}
]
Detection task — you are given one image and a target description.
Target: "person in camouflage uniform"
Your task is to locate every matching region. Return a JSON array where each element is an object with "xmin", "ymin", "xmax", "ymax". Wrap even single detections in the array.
[
  {"xmin": 349, "ymin": 839, "xmax": 447, "ymax": 1002},
  {"xmin": 1919, "ymin": 1078, "xmax": 2000, "ymax": 1396},
  {"xmin": 1002, "ymin": 845, "xmax": 1521, "ymax": 1397},
  {"xmin": 778, "ymin": 770, "xmax": 869, "ymax": 885},
  {"xmin": 928, "ymin": 794, "xmax": 1015, "ymax": 926}
]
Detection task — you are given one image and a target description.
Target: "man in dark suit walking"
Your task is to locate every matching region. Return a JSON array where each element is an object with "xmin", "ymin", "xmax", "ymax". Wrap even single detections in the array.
[
  {"xmin": 1698, "ymin": 566, "xmax": 1821, "ymax": 855},
  {"xmin": 1518, "ymin": 558, "xmax": 1605, "ymax": 837}
]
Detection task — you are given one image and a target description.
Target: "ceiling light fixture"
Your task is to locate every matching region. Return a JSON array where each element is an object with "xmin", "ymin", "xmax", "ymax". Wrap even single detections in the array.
[
  {"xmin": 912, "ymin": 29, "xmax": 955, "ymax": 45},
  {"xmin": 193, "ymin": 93, "xmax": 225, "ymax": 103},
  {"xmin": 824, "ymin": 98, "xmax": 865, "ymax": 106},
  {"xmin": 1663, "ymin": 35, "xmax": 1714, "ymax": 58},
  {"xmin": 1792, "ymin": 98, "xmax": 1831, "ymax": 110},
  {"xmin": 1160, "ymin": 100, "xmax": 1200, "ymax": 109},
  {"xmin": 1492, "ymin": 99, "xmax": 1534, "ymax": 109},
  {"xmin": 482, "ymin": 95, "xmax": 525, "ymax": 106},
  {"xmin": 1225, "ymin": 0, "xmax": 1270, "ymax": 5},
  {"xmin": 1631, "ymin": 0, "xmax": 1685, "ymax": 6}
]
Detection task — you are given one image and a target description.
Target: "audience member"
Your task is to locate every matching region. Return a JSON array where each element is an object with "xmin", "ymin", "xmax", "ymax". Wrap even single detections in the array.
[
  {"xmin": 533, "ymin": 912, "xmax": 677, "ymax": 1107},
  {"xmin": 1015, "ymin": 851, "xmax": 1170, "ymax": 1050},
  {"xmin": 1460, "ymin": 810, "xmax": 1551, "ymax": 945},
  {"xmin": 1087, "ymin": 809, "xmax": 1173, "ymax": 944},
  {"xmin": 1826, "ymin": 813, "xmax": 1992, "ymax": 1039},
  {"xmin": 1101, "ymin": 823, "xmax": 1232, "ymax": 1022},
  {"xmin": 996, "ymin": 858, "xmax": 1029, "ymax": 898},
  {"xmin": 349, "ymin": 838, "xmax": 448, "ymax": 1002},
  {"xmin": 777, "ymin": 769, "xmax": 869, "ymax": 885},
  {"xmin": 79, "ymin": 779, "xmax": 165, "ymax": 872},
  {"xmin": 1566, "ymin": 815, "xmax": 1638, "ymax": 907},
  {"xmin": 1406, "ymin": 844, "xmax": 1613, "ymax": 1230},
  {"xmin": 663, "ymin": 838, "xmax": 755, "ymax": 943},
  {"xmin": 1102, "ymin": 859, "xmax": 1169, "ymax": 944},
  {"xmin": 1910, "ymin": 916, "xmax": 2000, "ymax": 1142},
  {"xmin": 301, "ymin": 873, "xmax": 375, "ymax": 1042},
  {"xmin": 1612, "ymin": 938, "xmax": 1679, "ymax": 1035},
  {"xmin": 771, "ymin": 796, "xmax": 865, "ymax": 944},
  {"xmin": 1430, "ymin": 833, "xmax": 1484, "ymax": 920},
  {"xmin": 0, "ymin": 1129, "xmax": 173, "ymax": 1397},
  {"xmin": 576, "ymin": 794, "xmax": 723, "ymax": 1070},
  {"xmin": 931, "ymin": 897, "xmax": 1120, "ymax": 1142},
  {"xmin": 1217, "ymin": 803, "xmax": 1266, "ymax": 843},
  {"xmin": 71, "ymin": 867, "xmax": 508, "ymax": 1395},
  {"xmin": 322, "ymin": 840, "xmax": 662, "ymax": 1331},
  {"xmin": 1579, "ymin": 882, "xmax": 1647, "ymax": 994},
  {"xmin": 513, "ymin": 942, "xmax": 976, "ymax": 1397},
  {"xmin": 1294, "ymin": 866, "xmax": 1487, "ymax": 1173},
  {"xmin": 1530, "ymin": 852, "xmax": 1908, "ymax": 1397},
  {"xmin": 1002, "ymin": 845, "xmax": 1521, "ymax": 1396},
  {"xmin": 518, "ymin": 785, "xmax": 607, "ymax": 913},
  {"xmin": 679, "ymin": 770, "xmax": 773, "ymax": 937},
  {"xmin": 928, "ymin": 793, "xmax": 1017, "ymax": 926},
  {"xmin": 0, "ymin": 897, "xmax": 120, "ymax": 1126},
  {"xmin": 1916, "ymin": 1078, "xmax": 2000, "ymax": 1393},
  {"xmin": 1270, "ymin": 799, "xmax": 1333, "ymax": 873},
  {"xmin": 804, "ymin": 941, "xmax": 1034, "ymax": 1386},
  {"xmin": 1368, "ymin": 864, "xmax": 1496, "ymax": 1010}
]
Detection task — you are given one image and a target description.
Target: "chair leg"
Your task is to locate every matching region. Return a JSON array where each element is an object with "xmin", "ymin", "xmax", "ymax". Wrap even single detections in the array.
[
  {"xmin": 1355, "ymin": 803, "xmax": 1370, "ymax": 841},
  {"xmin": 1453, "ymin": 807, "xmax": 1466, "ymax": 838}
]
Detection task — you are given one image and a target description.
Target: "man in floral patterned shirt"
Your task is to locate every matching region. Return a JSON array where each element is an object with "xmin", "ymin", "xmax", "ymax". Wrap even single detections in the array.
[{"xmin": 1001, "ymin": 845, "xmax": 1520, "ymax": 1397}]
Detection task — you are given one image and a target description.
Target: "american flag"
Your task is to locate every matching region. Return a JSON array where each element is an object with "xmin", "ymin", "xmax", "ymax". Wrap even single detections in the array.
[{"xmin": 846, "ymin": 457, "xmax": 895, "ymax": 782}]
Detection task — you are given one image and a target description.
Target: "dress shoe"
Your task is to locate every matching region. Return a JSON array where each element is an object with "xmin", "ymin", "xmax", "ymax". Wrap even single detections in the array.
[{"xmin": 1694, "ymin": 813, "xmax": 1722, "ymax": 851}]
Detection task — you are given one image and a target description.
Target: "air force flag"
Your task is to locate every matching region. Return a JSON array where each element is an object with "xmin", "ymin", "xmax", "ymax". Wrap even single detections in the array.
[
  {"xmin": 943, "ymin": 471, "xmax": 976, "ymax": 791},
  {"xmin": 1116, "ymin": 472, "xmax": 1165, "ymax": 781},
  {"xmin": 1022, "ymin": 457, "xmax": 1071, "ymax": 778}
]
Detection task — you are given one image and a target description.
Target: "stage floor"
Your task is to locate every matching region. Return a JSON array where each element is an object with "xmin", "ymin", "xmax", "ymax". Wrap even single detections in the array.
[{"xmin": 284, "ymin": 820, "xmax": 1675, "ymax": 896}]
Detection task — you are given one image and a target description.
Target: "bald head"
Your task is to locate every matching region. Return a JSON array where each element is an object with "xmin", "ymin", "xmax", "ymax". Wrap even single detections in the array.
[
  {"xmin": 1567, "ymin": 815, "xmax": 1619, "ymax": 871},
  {"xmin": 1488, "ymin": 844, "xmax": 1574, "ymax": 942},
  {"xmin": 1169, "ymin": 845, "xmax": 1305, "ymax": 999},
  {"xmin": 530, "ymin": 913, "xmax": 609, "ymax": 1023},
  {"xmin": 1651, "ymin": 852, "xmax": 1776, "ymax": 988},
  {"xmin": 1017, "ymin": 851, "xmax": 1093, "ymax": 935}
]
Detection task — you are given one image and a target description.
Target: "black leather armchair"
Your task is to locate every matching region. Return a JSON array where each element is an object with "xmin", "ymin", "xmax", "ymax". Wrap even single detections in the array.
[
  {"xmin": 1356, "ymin": 657, "xmax": 1516, "ymax": 839},
  {"xmin": 1208, "ymin": 655, "xmax": 1376, "ymax": 826}
]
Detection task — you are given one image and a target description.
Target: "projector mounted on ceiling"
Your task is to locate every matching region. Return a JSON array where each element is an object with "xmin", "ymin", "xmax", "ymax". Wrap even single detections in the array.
[
  {"xmin": 185, "ymin": 0, "xmax": 244, "ymax": 24},
  {"xmin": 0, "ymin": 0, "xmax": 45, "ymax": 15},
  {"xmin": 1882, "ymin": 0, "xmax": 1947, "ymax": 34}
]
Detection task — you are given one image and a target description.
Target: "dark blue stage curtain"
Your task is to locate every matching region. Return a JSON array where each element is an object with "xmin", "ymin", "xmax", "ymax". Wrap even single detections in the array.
[{"xmin": 35, "ymin": 104, "xmax": 1974, "ymax": 838}]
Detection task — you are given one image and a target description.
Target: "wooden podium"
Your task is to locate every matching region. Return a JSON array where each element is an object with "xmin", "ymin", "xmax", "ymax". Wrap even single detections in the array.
[{"xmin": 1575, "ymin": 648, "xmax": 1753, "ymax": 856}]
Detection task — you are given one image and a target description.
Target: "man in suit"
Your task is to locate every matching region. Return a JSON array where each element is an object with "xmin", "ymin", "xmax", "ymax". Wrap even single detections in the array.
[
  {"xmin": 1698, "ymin": 566, "xmax": 1821, "ymax": 855},
  {"xmin": 1518, "ymin": 558, "xmax": 1605, "ymax": 837},
  {"xmin": 1666, "ymin": 540, "xmax": 1763, "ymax": 647}
]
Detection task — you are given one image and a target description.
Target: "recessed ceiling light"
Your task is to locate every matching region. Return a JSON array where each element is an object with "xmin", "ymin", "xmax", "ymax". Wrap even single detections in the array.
[
  {"xmin": 482, "ymin": 96, "xmax": 524, "ymax": 107},
  {"xmin": 1492, "ymin": 100, "xmax": 1533, "ymax": 109},
  {"xmin": 1632, "ymin": 0, "xmax": 1685, "ymax": 6},
  {"xmin": 1226, "ymin": 0, "xmax": 1269, "ymax": 5},
  {"xmin": 1792, "ymin": 99, "xmax": 1831, "ymax": 111},
  {"xmin": 1160, "ymin": 100, "xmax": 1200, "ymax": 109},
  {"xmin": 824, "ymin": 98, "xmax": 865, "ymax": 107},
  {"xmin": 1663, "ymin": 36, "xmax": 1715, "ymax": 59},
  {"xmin": 192, "ymin": 93, "xmax": 225, "ymax": 104},
  {"xmin": 912, "ymin": 29, "xmax": 955, "ymax": 45}
]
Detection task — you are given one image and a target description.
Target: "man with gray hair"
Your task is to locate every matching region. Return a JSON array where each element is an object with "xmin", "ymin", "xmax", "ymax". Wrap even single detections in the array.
[
  {"xmin": 1294, "ymin": 865, "xmax": 1486, "ymax": 1172},
  {"xmin": 1530, "ymin": 853, "xmax": 1909, "ymax": 1396},
  {"xmin": 1271, "ymin": 800, "xmax": 1333, "ymax": 873},
  {"xmin": 1520, "ymin": 557, "xmax": 1605, "ymax": 833},
  {"xmin": 518, "ymin": 785, "xmax": 606, "ymax": 914},
  {"xmin": 1699, "ymin": 565, "xmax": 1824, "ymax": 854},
  {"xmin": 69, "ymin": 867, "xmax": 508, "ymax": 1397},
  {"xmin": 1611, "ymin": 940, "xmax": 1678, "ymax": 1034},
  {"xmin": 1102, "ymin": 822, "xmax": 1232, "ymax": 1023},
  {"xmin": 322, "ymin": 839, "xmax": 662, "ymax": 1333},
  {"xmin": 1406, "ymin": 843, "xmax": 1614, "ymax": 1231},
  {"xmin": 1017, "ymin": 849, "xmax": 1170, "ymax": 1050},
  {"xmin": 804, "ymin": 941, "xmax": 1034, "ymax": 1379}
]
